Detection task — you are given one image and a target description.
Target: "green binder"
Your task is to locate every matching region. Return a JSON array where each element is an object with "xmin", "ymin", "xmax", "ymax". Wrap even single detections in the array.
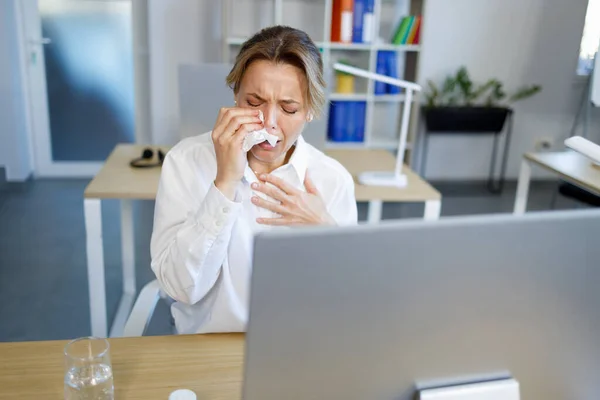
[{"xmin": 392, "ymin": 16, "xmax": 411, "ymax": 45}]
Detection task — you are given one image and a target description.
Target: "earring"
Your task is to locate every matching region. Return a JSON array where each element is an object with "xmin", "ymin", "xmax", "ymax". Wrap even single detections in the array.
[
  {"xmin": 234, "ymin": 100, "xmax": 237, "ymax": 106},
  {"xmin": 307, "ymin": 113, "xmax": 313, "ymax": 122}
]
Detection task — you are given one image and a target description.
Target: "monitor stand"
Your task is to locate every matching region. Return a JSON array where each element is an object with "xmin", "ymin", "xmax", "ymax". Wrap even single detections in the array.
[{"xmin": 419, "ymin": 378, "xmax": 519, "ymax": 400}]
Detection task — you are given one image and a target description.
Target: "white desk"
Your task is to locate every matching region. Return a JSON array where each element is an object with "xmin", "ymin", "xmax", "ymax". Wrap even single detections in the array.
[
  {"xmin": 327, "ymin": 149, "xmax": 442, "ymax": 222},
  {"xmin": 513, "ymin": 151, "xmax": 600, "ymax": 213},
  {"xmin": 84, "ymin": 145, "xmax": 169, "ymax": 339},
  {"xmin": 84, "ymin": 145, "xmax": 442, "ymax": 338}
]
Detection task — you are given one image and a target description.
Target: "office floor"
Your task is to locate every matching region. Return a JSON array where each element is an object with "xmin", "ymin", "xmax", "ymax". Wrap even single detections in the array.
[{"xmin": 0, "ymin": 179, "xmax": 584, "ymax": 342}]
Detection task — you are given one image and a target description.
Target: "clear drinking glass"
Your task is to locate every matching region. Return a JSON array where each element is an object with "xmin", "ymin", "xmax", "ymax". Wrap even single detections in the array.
[{"xmin": 64, "ymin": 337, "xmax": 114, "ymax": 400}]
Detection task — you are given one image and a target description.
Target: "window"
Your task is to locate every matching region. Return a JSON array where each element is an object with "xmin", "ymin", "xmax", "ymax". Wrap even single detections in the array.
[{"xmin": 578, "ymin": 0, "xmax": 600, "ymax": 75}]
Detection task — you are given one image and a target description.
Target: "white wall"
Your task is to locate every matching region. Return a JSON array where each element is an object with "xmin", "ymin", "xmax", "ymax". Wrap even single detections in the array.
[
  {"xmin": 148, "ymin": 0, "xmax": 600, "ymax": 180},
  {"xmin": 148, "ymin": 0, "xmax": 222, "ymax": 145},
  {"xmin": 419, "ymin": 0, "xmax": 600, "ymax": 180},
  {"xmin": 147, "ymin": 0, "xmax": 324, "ymax": 145},
  {"xmin": 0, "ymin": 0, "xmax": 33, "ymax": 181}
]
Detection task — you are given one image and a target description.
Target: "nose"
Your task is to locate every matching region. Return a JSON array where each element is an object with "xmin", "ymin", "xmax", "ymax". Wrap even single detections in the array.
[{"xmin": 263, "ymin": 106, "xmax": 278, "ymax": 133}]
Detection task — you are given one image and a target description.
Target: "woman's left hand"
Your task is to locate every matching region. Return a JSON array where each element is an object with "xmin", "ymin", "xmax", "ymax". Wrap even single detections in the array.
[{"xmin": 251, "ymin": 173, "xmax": 336, "ymax": 226}]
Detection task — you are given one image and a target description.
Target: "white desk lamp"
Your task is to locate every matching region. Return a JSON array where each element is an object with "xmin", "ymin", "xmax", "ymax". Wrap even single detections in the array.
[
  {"xmin": 564, "ymin": 136, "xmax": 600, "ymax": 165},
  {"xmin": 333, "ymin": 63, "xmax": 422, "ymax": 188}
]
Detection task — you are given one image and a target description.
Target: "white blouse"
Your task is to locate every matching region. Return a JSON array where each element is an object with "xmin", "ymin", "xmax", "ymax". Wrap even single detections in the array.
[{"xmin": 150, "ymin": 132, "xmax": 357, "ymax": 334}]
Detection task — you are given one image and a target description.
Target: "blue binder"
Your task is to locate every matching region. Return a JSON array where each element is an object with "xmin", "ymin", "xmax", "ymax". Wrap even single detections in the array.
[
  {"xmin": 352, "ymin": 0, "xmax": 366, "ymax": 43},
  {"xmin": 353, "ymin": 101, "xmax": 367, "ymax": 142},
  {"xmin": 374, "ymin": 52, "xmax": 387, "ymax": 95},
  {"xmin": 327, "ymin": 101, "xmax": 346, "ymax": 142},
  {"xmin": 384, "ymin": 51, "xmax": 401, "ymax": 94}
]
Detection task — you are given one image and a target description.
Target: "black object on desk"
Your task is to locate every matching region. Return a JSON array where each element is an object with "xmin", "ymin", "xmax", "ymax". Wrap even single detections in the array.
[
  {"xmin": 417, "ymin": 107, "xmax": 514, "ymax": 193},
  {"xmin": 557, "ymin": 181, "xmax": 600, "ymax": 207},
  {"xmin": 130, "ymin": 147, "xmax": 165, "ymax": 169}
]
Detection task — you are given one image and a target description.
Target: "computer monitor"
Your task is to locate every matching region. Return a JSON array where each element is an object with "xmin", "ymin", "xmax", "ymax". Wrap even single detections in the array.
[{"xmin": 244, "ymin": 209, "xmax": 600, "ymax": 400}]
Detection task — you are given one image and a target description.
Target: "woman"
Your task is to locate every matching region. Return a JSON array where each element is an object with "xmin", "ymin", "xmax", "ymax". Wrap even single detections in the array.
[{"xmin": 151, "ymin": 25, "xmax": 357, "ymax": 334}]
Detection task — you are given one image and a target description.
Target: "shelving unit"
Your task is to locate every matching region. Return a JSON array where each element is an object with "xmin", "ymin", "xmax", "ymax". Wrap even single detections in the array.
[
  {"xmin": 330, "ymin": 93, "xmax": 407, "ymax": 102},
  {"xmin": 221, "ymin": 0, "xmax": 424, "ymax": 164},
  {"xmin": 227, "ymin": 36, "xmax": 420, "ymax": 52}
]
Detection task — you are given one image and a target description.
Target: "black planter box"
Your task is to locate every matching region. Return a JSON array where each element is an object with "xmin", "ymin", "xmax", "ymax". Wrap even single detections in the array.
[{"xmin": 423, "ymin": 107, "xmax": 511, "ymax": 133}]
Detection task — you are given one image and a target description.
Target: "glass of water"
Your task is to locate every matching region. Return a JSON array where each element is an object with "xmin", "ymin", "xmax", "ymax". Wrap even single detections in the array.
[{"xmin": 64, "ymin": 337, "xmax": 114, "ymax": 400}]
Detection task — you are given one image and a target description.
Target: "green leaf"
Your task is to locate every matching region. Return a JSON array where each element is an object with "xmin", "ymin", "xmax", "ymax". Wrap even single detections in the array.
[
  {"xmin": 425, "ymin": 80, "xmax": 440, "ymax": 107},
  {"xmin": 422, "ymin": 66, "xmax": 541, "ymax": 108},
  {"xmin": 442, "ymin": 76, "xmax": 457, "ymax": 94},
  {"xmin": 471, "ymin": 79, "xmax": 498, "ymax": 104},
  {"xmin": 483, "ymin": 81, "xmax": 506, "ymax": 107},
  {"xmin": 509, "ymin": 85, "xmax": 542, "ymax": 103},
  {"xmin": 455, "ymin": 66, "xmax": 474, "ymax": 104}
]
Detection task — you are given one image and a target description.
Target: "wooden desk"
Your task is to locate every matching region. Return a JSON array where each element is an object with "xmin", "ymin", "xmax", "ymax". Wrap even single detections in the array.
[
  {"xmin": 0, "ymin": 334, "xmax": 244, "ymax": 400},
  {"xmin": 513, "ymin": 151, "xmax": 600, "ymax": 213},
  {"xmin": 85, "ymin": 145, "xmax": 170, "ymax": 200},
  {"xmin": 83, "ymin": 144, "xmax": 441, "ymax": 338},
  {"xmin": 84, "ymin": 145, "xmax": 441, "ymax": 204}
]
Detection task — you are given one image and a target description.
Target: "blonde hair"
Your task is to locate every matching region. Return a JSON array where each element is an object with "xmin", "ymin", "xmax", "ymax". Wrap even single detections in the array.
[{"xmin": 226, "ymin": 26, "xmax": 326, "ymax": 117}]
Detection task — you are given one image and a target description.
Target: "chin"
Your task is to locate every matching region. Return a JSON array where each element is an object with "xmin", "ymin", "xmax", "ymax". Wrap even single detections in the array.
[{"xmin": 250, "ymin": 142, "xmax": 286, "ymax": 162}]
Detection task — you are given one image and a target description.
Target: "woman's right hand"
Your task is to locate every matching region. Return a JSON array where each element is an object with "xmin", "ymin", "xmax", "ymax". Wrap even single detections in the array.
[{"xmin": 212, "ymin": 107, "xmax": 263, "ymax": 200}]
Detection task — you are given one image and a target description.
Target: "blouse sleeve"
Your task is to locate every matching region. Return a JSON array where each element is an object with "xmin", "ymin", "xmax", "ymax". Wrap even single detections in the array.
[{"xmin": 150, "ymin": 150, "xmax": 242, "ymax": 305}]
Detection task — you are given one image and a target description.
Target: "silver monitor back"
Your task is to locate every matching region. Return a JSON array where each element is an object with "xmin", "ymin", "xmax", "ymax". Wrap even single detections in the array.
[{"xmin": 244, "ymin": 210, "xmax": 600, "ymax": 400}]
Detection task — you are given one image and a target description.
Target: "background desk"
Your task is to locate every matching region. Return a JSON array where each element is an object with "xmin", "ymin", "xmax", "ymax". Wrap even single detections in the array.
[
  {"xmin": 514, "ymin": 151, "xmax": 600, "ymax": 213},
  {"xmin": 327, "ymin": 149, "xmax": 442, "ymax": 222},
  {"xmin": 0, "ymin": 334, "xmax": 243, "ymax": 399},
  {"xmin": 84, "ymin": 145, "xmax": 441, "ymax": 337}
]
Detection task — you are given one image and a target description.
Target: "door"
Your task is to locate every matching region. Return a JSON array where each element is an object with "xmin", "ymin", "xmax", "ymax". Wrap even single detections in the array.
[{"xmin": 18, "ymin": 0, "xmax": 136, "ymax": 177}]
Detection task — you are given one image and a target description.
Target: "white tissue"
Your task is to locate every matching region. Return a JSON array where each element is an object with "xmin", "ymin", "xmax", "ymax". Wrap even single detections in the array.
[{"xmin": 242, "ymin": 110, "xmax": 279, "ymax": 152}]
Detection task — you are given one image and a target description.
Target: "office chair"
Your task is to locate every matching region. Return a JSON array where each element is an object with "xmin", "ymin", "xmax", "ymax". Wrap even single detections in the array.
[{"xmin": 123, "ymin": 280, "xmax": 163, "ymax": 336}]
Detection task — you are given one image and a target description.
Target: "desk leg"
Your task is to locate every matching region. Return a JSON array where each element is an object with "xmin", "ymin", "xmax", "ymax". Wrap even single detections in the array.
[
  {"xmin": 120, "ymin": 200, "xmax": 136, "ymax": 295},
  {"xmin": 424, "ymin": 200, "xmax": 441, "ymax": 220},
  {"xmin": 367, "ymin": 200, "xmax": 383, "ymax": 224},
  {"xmin": 109, "ymin": 199, "xmax": 137, "ymax": 338},
  {"xmin": 84, "ymin": 199, "xmax": 107, "ymax": 338},
  {"xmin": 513, "ymin": 160, "xmax": 531, "ymax": 214}
]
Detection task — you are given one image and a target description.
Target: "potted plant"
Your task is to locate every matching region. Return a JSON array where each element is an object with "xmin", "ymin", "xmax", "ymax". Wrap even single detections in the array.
[{"xmin": 423, "ymin": 67, "xmax": 541, "ymax": 132}]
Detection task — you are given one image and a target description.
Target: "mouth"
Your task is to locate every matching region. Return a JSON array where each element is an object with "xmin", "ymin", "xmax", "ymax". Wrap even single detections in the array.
[{"xmin": 256, "ymin": 139, "xmax": 282, "ymax": 150}]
